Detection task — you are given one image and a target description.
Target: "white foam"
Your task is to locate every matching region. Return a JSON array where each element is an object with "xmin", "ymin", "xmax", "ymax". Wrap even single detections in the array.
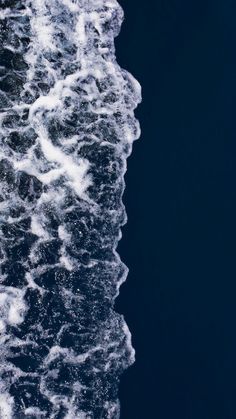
[
  {"xmin": 0, "ymin": 0, "xmax": 141, "ymax": 416},
  {"xmin": 61, "ymin": 0, "xmax": 80, "ymax": 13},
  {"xmin": 29, "ymin": 96, "xmax": 61, "ymax": 117},
  {"xmin": 25, "ymin": 272, "xmax": 45, "ymax": 294},
  {"xmin": 0, "ymin": 287, "xmax": 27, "ymax": 332},
  {"xmin": 25, "ymin": 407, "xmax": 47, "ymax": 416},
  {"xmin": 59, "ymin": 255, "xmax": 74, "ymax": 271},
  {"xmin": 31, "ymin": 215, "xmax": 50, "ymax": 239},
  {"xmin": 31, "ymin": 0, "xmax": 57, "ymax": 51},
  {"xmin": 0, "ymin": 393, "xmax": 14, "ymax": 419},
  {"xmin": 38, "ymin": 135, "xmax": 91, "ymax": 197},
  {"xmin": 58, "ymin": 225, "xmax": 71, "ymax": 241},
  {"xmin": 76, "ymin": 14, "xmax": 87, "ymax": 44}
]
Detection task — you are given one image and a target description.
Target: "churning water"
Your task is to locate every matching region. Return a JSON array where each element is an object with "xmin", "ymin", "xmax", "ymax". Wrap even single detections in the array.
[{"xmin": 0, "ymin": 0, "xmax": 141, "ymax": 417}]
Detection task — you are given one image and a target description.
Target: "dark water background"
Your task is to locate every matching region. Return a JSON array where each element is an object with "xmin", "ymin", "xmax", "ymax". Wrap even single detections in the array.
[{"xmin": 116, "ymin": 1, "xmax": 236, "ymax": 418}]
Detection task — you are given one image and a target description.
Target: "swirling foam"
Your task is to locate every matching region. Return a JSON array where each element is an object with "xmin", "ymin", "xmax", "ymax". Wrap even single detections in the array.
[{"xmin": 0, "ymin": 0, "xmax": 141, "ymax": 417}]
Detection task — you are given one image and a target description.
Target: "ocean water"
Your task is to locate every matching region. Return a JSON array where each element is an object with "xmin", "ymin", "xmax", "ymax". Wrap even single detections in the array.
[
  {"xmin": 117, "ymin": 1, "xmax": 236, "ymax": 418},
  {"xmin": 0, "ymin": 0, "xmax": 141, "ymax": 417}
]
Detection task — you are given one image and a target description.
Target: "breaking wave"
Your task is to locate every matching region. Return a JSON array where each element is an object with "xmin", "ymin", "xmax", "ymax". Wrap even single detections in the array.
[{"xmin": 0, "ymin": 0, "xmax": 141, "ymax": 417}]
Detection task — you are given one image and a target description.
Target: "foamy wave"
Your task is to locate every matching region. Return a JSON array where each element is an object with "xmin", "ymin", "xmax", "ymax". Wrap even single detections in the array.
[{"xmin": 0, "ymin": 0, "xmax": 141, "ymax": 417}]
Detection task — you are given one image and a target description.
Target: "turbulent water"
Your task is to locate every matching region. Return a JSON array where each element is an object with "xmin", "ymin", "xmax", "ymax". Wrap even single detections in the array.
[{"xmin": 0, "ymin": 0, "xmax": 141, "ymax": 417}]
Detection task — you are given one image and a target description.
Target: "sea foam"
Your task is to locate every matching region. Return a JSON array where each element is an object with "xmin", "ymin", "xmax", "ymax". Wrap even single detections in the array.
[{"xmin": 0, "ymin": 0, "xmax": 141, "ymax": 417}]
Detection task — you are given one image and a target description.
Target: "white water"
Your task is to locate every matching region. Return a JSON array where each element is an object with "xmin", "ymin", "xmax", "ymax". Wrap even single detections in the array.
[{"xmin": 0, "ymin": 0, "xmax": 141, "ymax": 417}]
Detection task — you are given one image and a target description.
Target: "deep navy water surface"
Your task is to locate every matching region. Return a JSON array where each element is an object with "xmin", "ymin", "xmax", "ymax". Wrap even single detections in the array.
[{"xmin": 116, "ymin": 1, "xmax": 236, "ymax": 418}]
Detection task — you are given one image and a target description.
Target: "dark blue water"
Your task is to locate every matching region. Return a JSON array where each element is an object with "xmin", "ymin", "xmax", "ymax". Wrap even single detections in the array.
[{"xmin": 116, "ymin": 1, "xmax": 236, "ymax": 418}]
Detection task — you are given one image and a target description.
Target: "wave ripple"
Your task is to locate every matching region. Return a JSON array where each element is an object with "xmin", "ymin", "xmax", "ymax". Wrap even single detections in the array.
[{"xmin": 0, "ymin": 0, "xmax": 141, "ymax": 417}]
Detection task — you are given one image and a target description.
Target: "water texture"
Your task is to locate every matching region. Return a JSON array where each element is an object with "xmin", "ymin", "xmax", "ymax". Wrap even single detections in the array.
[{"xmin": 0, "ymin": 0, "xmax": 141, "ymax": 417}]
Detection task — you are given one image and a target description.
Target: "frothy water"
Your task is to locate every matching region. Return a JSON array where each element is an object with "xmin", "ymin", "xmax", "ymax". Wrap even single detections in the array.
[{"xmin": 0, "ymin": 0, "xmax": 141, "ymax": 417}]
